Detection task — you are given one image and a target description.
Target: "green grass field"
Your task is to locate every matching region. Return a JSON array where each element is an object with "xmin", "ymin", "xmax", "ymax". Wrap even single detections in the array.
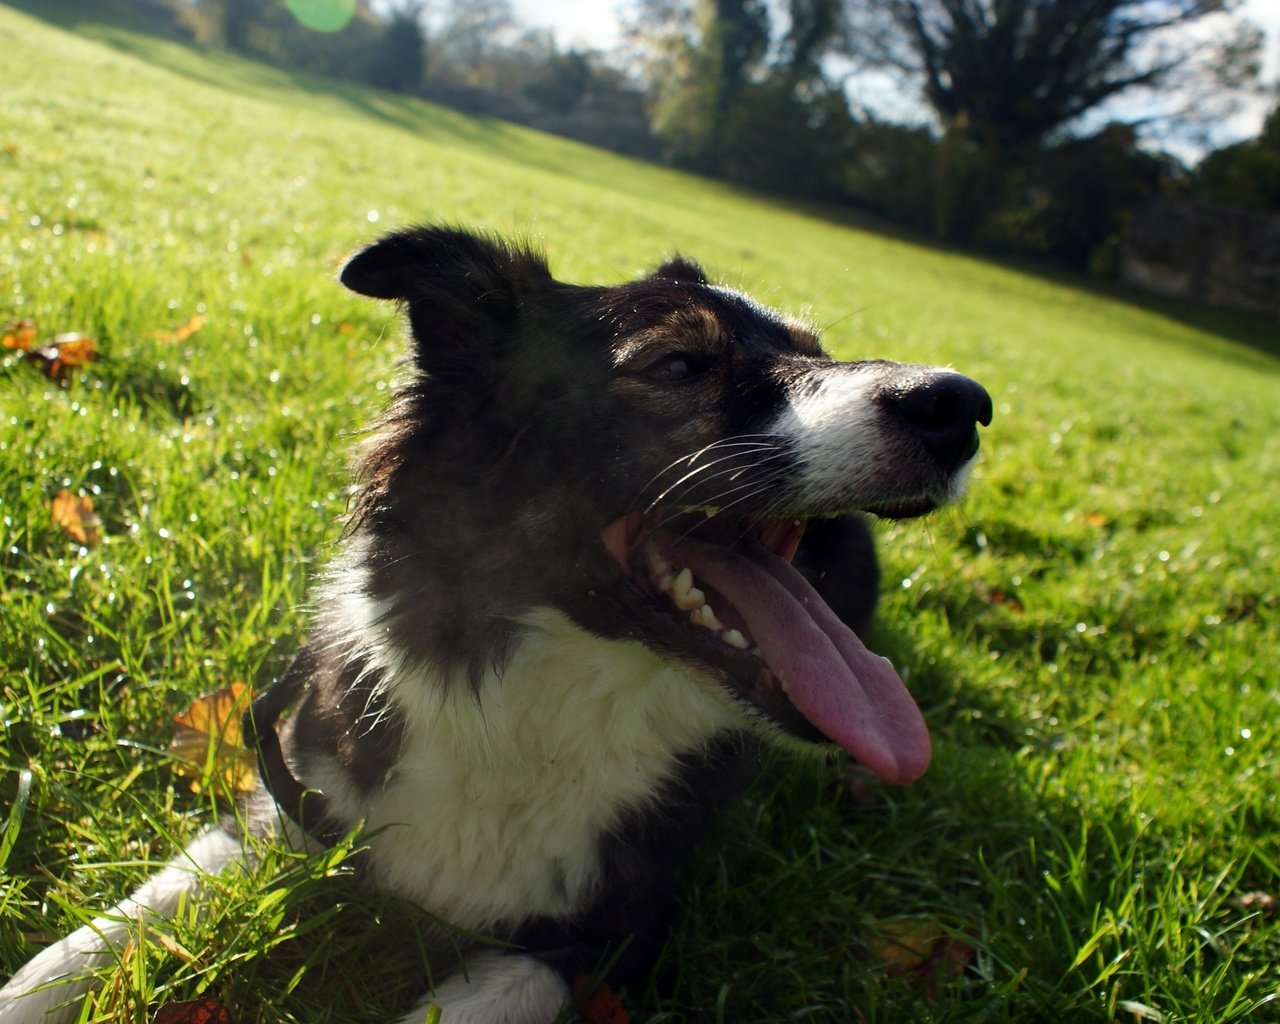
[{"xmin": 2, "ymin": 2, "xmax": 1278, "ymax": 1021}]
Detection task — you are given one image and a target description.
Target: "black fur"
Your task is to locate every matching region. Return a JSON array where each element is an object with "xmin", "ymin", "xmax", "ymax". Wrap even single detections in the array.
[{"xmin": 339, "ymin": 227, "xmax": 826, "ymax": 685}]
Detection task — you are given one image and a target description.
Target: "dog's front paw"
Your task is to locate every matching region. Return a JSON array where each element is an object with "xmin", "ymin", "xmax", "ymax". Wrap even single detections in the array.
[{"xmin": 395, "ymin": 952, "xmax": 571, "ymax": 1024}]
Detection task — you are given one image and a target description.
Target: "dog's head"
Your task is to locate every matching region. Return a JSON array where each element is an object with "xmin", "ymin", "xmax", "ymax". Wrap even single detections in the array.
[{"xmin": 339, "ymin": 226, "xmax": 991, "ymax": 784}]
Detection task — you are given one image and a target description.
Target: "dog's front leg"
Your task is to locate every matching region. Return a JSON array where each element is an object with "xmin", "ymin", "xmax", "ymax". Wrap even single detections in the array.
[
  {"xmin": 390, "ymin": 772, "xmax": 729, "ymax": 1024},
  {"xmin": 0, "ymin": 826, "xmax": 247, "ymax": 1024},
  {"xmin": 395, "ymin": 952, "xmax": 572, "ymax": 1024}
]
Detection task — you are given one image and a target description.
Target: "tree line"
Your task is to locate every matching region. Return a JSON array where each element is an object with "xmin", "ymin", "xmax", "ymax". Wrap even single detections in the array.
[{"xmin": 158, "ymin": 0, "xmax": 1280, "ymax": 273}]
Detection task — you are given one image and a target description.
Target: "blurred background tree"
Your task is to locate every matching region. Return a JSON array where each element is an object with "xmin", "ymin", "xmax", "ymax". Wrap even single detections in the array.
[
  {"xmin": 837, "ymin": 0, "xmax": 1265, "ymax": 246},
  {"xmin": 1190, "ymin": 104, "xmax": 1280, "ymax": 211},
  {"xmin": 366, "ymin": 2, "xmax": 426, "ymax": 92}
]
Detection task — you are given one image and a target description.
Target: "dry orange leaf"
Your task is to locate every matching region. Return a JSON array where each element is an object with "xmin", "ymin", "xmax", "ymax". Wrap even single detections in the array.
[
  {"xmin": 2, "ymin": 318, "xmax": 37, "ymax": 351},
  {"xmin": 13, "ymin": 329, "xmax": 97, "ymax": 382},
  {"xmin": 51, "ymin": 489, "xmax": 102, "ymax": 548},
  {"xmin": 154, "ymin": 314, "xmax": 205, "ymax": 344},
  {"xmin": 573, "ymin": 975, "xmax": 631, "ymax": 1024},
  {"xmin": 986, "ymin": 588, "xmax": 1024, "ymax": 613},
  {"xmin": 42, "ymin": 332, "xmax": 97, "ymax": 380},
  {"xmin": 169, "ymin": 682, "xmax": 258, "ymax": 798},
  {"xmin": 152, "ymin": 997, "xmax": 234, "ymax": 1024},
  {"xmin": 870, "ymin": 921, "xmax": 975, "ymax": 1001}
]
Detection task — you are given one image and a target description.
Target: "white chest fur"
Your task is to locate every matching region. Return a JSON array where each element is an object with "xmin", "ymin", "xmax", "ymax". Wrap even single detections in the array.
[{"xmin": 316, "ymin": 605, "xmax": 742, "ymax": 931}]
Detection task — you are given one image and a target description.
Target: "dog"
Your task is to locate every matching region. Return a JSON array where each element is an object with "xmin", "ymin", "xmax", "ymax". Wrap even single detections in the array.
[{"xmin": 0, "ymin": 226, "xmax": 991, "ymax": 1023}]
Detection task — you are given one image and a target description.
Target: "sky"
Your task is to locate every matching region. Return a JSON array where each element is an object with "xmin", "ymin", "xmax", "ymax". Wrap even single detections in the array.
[{"xmin": 512, "ymin": 0, "xmax": 1280, "ymax": 159}]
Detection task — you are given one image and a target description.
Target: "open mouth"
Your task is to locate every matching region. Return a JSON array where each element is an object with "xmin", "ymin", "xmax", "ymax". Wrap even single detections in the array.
[{"xmin": 600, "ymin": 509, "xmax": 931, "ymax": 784}]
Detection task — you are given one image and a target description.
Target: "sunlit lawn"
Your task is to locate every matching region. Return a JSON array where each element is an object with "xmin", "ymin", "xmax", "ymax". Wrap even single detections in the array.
[{"xmin": 1, "ymin": 2, "xmax": 1278, "ymax": 1021}]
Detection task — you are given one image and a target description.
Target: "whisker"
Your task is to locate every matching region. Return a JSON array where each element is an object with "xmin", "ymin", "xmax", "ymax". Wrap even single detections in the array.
[
  {"xmin": 640, "ymin": 465, "xmax": 795, "ymax": 547},
  {"xmin": 632, "ymin": 434, "xmax": 788, "ymax": 509},
  {"xmin": 645, "ymin": 450, "xmax": 790, "ymax": 521},
  {"xmin": 647, "ymin": 445, "xmax": 787, "ymax": 511}
]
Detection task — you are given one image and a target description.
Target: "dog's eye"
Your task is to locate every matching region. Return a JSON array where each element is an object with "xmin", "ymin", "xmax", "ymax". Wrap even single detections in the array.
[{"xmin": 649, "ymin": 353, "xmax": 705, "ymax": 383}]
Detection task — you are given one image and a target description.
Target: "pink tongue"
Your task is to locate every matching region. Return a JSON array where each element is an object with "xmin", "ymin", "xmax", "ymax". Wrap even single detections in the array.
[{"xmin": 673, "ymin": 538, "xmax": 931, "ymax": 784}]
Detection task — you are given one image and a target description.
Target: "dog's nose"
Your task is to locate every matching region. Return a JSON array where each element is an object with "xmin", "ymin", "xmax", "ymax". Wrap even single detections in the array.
[{"xmin": 887, "ymin": 372, "xmax": 993, "ymax": 470}]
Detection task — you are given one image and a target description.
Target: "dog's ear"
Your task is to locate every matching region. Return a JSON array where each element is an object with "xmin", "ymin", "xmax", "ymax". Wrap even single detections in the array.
[
  {"xmin": 340, "ymin": 227, "xmax": 551, "ymax": 368},
  {"xmin": 649, "ymin": 255, "xmax": 708, "ymax": 285},
  {"xmin": 340, "ymin": 226, "xmax": 550, "ymax": 303}
]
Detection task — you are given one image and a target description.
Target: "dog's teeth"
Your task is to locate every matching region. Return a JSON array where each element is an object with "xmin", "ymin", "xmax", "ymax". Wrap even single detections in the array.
[
  {"xmin": 722, "ymin": 629, "xmax": 748, "ymax": 650},
  {"xmin": 647, "ymin": 546, "xmax": 672, "ymax": 577},
  {"xmin": 671, "ymin": 568, "xmax": 706, "ymax": 610},
  {"xmin": 676, "ymin": 589, "xmax": 703, "ymax": 609},
  {"xmin": 691, "ymin": 603, "xmax": 721, "ymax": 631},
  {"xmin": 674, "ymin": 584, "xmax": 706, "ymax": 611}
]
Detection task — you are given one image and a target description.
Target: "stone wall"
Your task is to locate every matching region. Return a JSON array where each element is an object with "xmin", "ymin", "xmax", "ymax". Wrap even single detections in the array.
[{"xmin": 1122, "ymin": 198, "xmax": 1280, "ymax": 318}]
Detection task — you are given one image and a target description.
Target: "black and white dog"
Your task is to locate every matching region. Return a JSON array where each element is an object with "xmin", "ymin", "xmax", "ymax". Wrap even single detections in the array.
[{"xmin": 0, "ymin": 227, "xmax": 991, "ymax": 1023}]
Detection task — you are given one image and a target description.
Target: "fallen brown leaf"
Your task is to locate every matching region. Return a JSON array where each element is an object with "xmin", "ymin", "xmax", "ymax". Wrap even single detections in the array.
[
  {"xmin": 169, "ymin": 682, "xmax": 257, "ymax": 798},
  {"xmin": 152, "ymin": 998, "xmax": 234, "ymax": 1024},
  {"xmin": 2, "ymin": 318, "xmax": 37, "ymax": 351},
  {"xmin": 869, "ymin": 920, "xmax": 976, "ymax": 1002},
  {"xmin": 573, "ymin": 974, "xmax": 631, "ymax": 1024},
  {"xmin": 986, "ymin": 587, "xmax": 1024, "ymax": 612},
  {"xmin": 25, "ymin": 331, "xmax": 97, "ymax": 382},
  {"xmin": 51, "ymin": 490, "xmax": 102, "ymax": 548},
  {"xmin": 154, "ymin": 314, "xmax": 205, "ymax": 344}
]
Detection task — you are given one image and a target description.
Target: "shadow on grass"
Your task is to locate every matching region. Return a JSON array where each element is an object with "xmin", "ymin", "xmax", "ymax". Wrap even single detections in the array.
[
  {"xmin": 987, "ymin": 249, "xmax": 1280, "ymax": 369},
  {"xmin": 17, "ymin": 0, "xmax": 1280, "ymax": 371},
  {"xmin": 810, "ymin": 196, "xmax": 1280, "ymax": 370},
  {"xmin": 8, "ymin": 0, "xmax": 521, "ymax": 154}
]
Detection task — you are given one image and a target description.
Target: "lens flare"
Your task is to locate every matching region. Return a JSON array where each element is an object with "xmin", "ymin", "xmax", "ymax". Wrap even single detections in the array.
[{"xmin": 285, "ymin": 0, "xmax": 356, "ymax": 33}]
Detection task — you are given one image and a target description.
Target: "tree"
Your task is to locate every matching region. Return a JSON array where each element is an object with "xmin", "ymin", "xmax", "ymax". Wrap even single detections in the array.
[
  {"xmin": 1013, "ymin": 124, "xmax": 1181, "ymax": 270},
  {"xmin": 623, "ymin": 0, "xmax": 850, "ymax": 179},
  {"xmin": 522, "ymin": 50, "xmax": 593, "ymax": 114},
  {"xmin": 1192, "ymin": 104, "xmax": 1280, "ymax": 211},
  {"xmin": 198, "ymin": 0, "xmax": 257, "ymax": 50},
  {"xmin": 779, "ymin": 0, "xmax": 847, "ymax": 77},
  {"xmin": 623, "ymin": 0, "xmax": 770, "ymax": 172},
  {"xmin": 367, "ymin": 5, "xmax": 427, "ymax": 92},
  {"xmin": 842, "ymin": 0, "xmax": 1263, "ymax": 152},
  {"xmin": 427, "ymin": 0, "xmax": 518, "ymax": 89}
]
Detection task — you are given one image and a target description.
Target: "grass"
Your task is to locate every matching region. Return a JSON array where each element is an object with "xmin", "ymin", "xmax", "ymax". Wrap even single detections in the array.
[{"xmin": 1, "ymin": 2, "xmax": 1278, "ymax": 1021}]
